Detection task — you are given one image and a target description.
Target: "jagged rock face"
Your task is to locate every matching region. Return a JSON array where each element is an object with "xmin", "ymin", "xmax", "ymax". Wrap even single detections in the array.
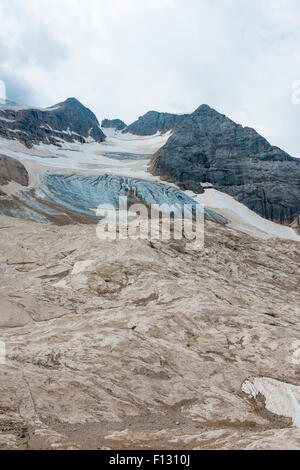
[
  {"xmin": 290, "ymin": 215, "xmax": 300, "ymax": 235},
  {"xmin": 0, "ymin": 97, "xmax": 105, "ymax": 148},
  {"xmin": 150, "ymin": 105, "xmax": 300, "ymax": 224},
  {"xmin": 101, "ymin": 118, "xmax": 127, "ymax": 130},
  {"xmin": 0, "ymin": 155, "xmax": 28, "ymax": 194},
  {"xmin": 122, "ymin": 110, "xmax": 188, "ymax": 136}
]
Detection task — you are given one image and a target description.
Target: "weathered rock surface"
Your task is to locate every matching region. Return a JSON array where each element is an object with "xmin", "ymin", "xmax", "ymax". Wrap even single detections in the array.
[
  {"xmin": 0, "ymin": 215, "xmax": 299, "ymax": 449},
  {"xmin": 0, "ymin": 97, "xmax": 105, "ymax": 148},
  {"xmin": 150, "ymin": 104, "xmax": 300, "ymax": 224},
  {"xmin": 101, "ymin": 118, "xmax": 127, "ymax": 131},
  {"xmin": 123, "ymin": 111, "xmax": 188, "ymax": 136},
  {"xmin": 0, "ymin": 155, "xmax": 29, "ymax": 193}
]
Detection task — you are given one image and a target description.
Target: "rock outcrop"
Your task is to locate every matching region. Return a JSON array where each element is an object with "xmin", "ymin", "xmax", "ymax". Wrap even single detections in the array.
[
  {"xmin": 0, "ymin": 97, "xmax": 105, "ymax": 148},
  {"xmin": 150, "ymin": 104, "xmax": 300, "ymax": 224},
  {"xmin": 101, "ymin": 118, "xmax": 127, "ymax": 130},
  {"xmin": 0, "ymin": 215, "xmax": 299, "ymax": 449},
  {"xmin": 122, "ymin": 110, "xmax": 188, "ymax": 136},
  {"xmin": 0, "ymin": 155, "xmax": 28, "ymax": 194}
]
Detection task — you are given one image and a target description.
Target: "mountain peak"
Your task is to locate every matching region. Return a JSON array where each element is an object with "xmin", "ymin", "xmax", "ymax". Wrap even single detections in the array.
[
  {"xmin": 0, "ymin": 97, "xmax": 105, "ymax": 148},
  {"xmin": 101, "ymin": 118, "xmax": 127, "ymax": 131},
  {"xmin": 193, "ymin": 104, "xmax": 227, "ymax": 119},
  {"xmin": 150, "ymin": 104, "xmax": 300, "ymax": 223},
  {"xmin": 122, "ymin": 110, "xmax": 189, "ymax": 136},
  {"xmin": 195, "ymin": 104, "xmax": 212, "ymax": 111},
  {"xmin": 63, "ymin": 97, "xmax": 84, "ymax": 107},
  {"xmin": 47, "ymin": 97, "xmax": 87, "ymax": 111}
]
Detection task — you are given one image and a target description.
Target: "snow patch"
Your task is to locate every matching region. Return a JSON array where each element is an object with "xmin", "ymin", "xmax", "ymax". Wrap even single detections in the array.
[
  {"xmin": 193, "ymin": 188, "xmax": 300, "ymax": 241},
  {"xmin": 71, "ymin": 260, "xmax": 95, "ymax": 275},
  {"xmin": 242, "ymin": 377, "xmax": 300, "ymax": 427}
]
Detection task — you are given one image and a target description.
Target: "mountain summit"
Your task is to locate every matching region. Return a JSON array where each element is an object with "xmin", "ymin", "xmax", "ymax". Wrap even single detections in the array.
[
  {"xmin": 122, "ymin": 110, "xmax": 189, "ymax": 136},
  {"xmin": 101, "ymin": 118, "xmax": 127, "ymax": 130},
  {"xmin": 150, "ymin": 104, "xmax": 300, "ymax": 223},
  {"xmin": 0, "ymin": 97, "xmax": 105, "ymax": 148}
]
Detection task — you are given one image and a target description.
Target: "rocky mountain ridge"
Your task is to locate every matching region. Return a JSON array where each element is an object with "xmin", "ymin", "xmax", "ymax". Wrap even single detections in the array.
[
  {"xmin": 0, "ymin": 97, "xmax": 299, "ymax": 225},
  {"xmin": 150, "ymin": 104, "xmax": 300, "ymax": 224},
  {"xmin": 0, "ymin": 97, "xmax": 299, "ymax": 451},
  {"xmin": 122, "ymin": 110, "xmax": 189, "ymax": 136},
  {"xmin": 0, "ymin": 97, "xmax": 105, "ymax": 148}
]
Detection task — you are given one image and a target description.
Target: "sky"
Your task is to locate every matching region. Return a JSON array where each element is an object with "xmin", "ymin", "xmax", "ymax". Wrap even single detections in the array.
[{"xmin": 0, "ymin": 0, "xmax": 300, "ymax": 156}]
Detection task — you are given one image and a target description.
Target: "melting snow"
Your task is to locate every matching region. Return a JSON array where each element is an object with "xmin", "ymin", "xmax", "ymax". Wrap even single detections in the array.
[
  {"xmin": 71, "ymin": 260, "xmax": 95, "ymax": 275},
  {"xmin": 242, "ymin": 377, "xmax": 300, "ymax": 427},
  {"xmin": 193, "ymin": 188, "xmax": 300, "ymax": 241}
]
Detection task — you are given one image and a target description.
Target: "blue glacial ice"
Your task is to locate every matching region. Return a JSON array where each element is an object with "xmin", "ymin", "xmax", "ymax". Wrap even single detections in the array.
[{"xmin": 0, "ymin": 173, "xmax": 228, "ymax": 225}]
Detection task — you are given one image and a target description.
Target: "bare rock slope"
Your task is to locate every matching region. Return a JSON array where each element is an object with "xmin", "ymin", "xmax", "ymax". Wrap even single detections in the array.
[
  {"xmin": 0, "ymin": 155, "xmax": 28, "ymax": 195},
  {"xmin": 0, "ymin": 216, "xmax": 299, "ymax": 449},
  {"xmin": 101, "ymin": 118, "xmax": 127, "ymax": 131}
]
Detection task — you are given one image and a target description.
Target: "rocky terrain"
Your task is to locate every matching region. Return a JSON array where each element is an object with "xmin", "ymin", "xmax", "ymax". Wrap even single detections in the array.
[
  {"xmin": 0, "ymin": 155, "xmax": 28, "ymax": 195},
  {"xmin": 0, "ymin": 97, "xmax": 105, "ymax": 148},
  {"xmin": 101, "ymin": 118, "xmax": 127, "ymax": 131},
  {"xmin": 123, "ymin": 110, "xmax": 188, "ymax": 136},
  {"xmin": 150, "ymin": 105, "xmax": 300, "ymax": 224},
  {"xmin": 0, "ymin": 96, "xmax": 299, "ymax": 450},
  {"xmin": 1, "ymin": 97, "xmax": 299, "ymax": 225},
  {"xmin": 0, "ymin": 215, "xmax": 299, "ymax": 449}
]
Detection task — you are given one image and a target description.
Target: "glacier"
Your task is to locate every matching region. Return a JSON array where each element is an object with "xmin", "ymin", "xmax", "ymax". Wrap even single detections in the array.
[{"xmin": 0, "ymin": 173, "xmax": 228, "ymax": 225}]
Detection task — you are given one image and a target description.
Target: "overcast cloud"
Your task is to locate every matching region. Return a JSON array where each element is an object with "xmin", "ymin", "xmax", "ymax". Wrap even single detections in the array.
[{"xmin": 0, "ymin": 0, "xmax": 299, "ymax": 156}]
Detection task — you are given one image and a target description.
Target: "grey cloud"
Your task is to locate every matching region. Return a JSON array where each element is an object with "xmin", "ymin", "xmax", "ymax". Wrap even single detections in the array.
[
  {"xmin": 14, "ymin": 25, "xmax": 70, "ymax": 69},
  {"xmin": 0, "ymin": 0, "xmax": 299, "ymax": 156},
  {"xmin": 0, "ymin": 72, "xmax": 33, "ymax": 105}
]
